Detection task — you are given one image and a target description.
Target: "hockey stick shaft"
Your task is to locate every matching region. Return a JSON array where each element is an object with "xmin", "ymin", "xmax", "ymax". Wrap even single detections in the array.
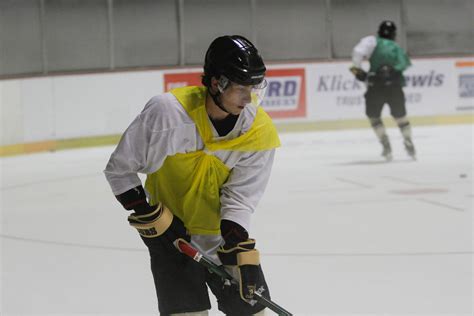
[{"xmin": 174, "ymin": 238, "xmax": 293, "ymax": 316}]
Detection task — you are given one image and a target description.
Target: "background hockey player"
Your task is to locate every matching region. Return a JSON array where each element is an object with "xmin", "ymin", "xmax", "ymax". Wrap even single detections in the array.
[
  {"xmin": 350, "ymin": 20, "xmax": 416, "ymax": 160},
  {"xmin": 104, "ymin": 35, "xmax": 279, "ymax": 315}
]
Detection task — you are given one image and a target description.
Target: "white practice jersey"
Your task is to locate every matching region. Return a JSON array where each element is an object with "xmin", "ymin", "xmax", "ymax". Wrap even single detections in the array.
[
  {"xmin": 352, "ymin": 35, "xmax": 377, "ymax": 68},
  {"xmin": 104, "ymin": 92, "xmax": 275, "ymax": 258}
]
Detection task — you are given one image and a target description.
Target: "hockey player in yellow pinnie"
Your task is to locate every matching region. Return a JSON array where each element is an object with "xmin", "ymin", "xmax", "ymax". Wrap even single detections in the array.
[{"xmin": 105, "ymin": 35, "xmax": 279, "ymax": 315}]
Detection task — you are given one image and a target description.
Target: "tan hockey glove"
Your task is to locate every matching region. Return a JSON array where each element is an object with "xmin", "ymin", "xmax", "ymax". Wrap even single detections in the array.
[
  {"xmin": 218, "ymin": 239, "xmax": 261, "ymax": 303},
  {"xmin": 127, "ymin": 203, "xmax": 173, "ymax": 238},
  {"xmin": 350, "ymin": 66, "xmax": 367, "ymax": 81}
]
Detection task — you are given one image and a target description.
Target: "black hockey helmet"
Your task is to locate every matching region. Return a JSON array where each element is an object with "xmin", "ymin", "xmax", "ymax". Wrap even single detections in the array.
[
  {"xmin": 378, "ymin": 20, "xmax": 397, "ymax": 40},
  {"xmin": 202, "ymin": 35, "xmax": 266, "ymax": 87}
]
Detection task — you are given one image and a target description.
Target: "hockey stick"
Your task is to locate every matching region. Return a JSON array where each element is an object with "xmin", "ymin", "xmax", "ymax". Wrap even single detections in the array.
[{"xmin": 174, "ymin": 238, "xmax": 293, "ymax": 316}]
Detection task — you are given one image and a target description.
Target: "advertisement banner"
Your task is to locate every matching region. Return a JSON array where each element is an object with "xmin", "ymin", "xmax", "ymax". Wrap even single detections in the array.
[
  {"xmin": 307, "ymin": 62, "xmax": 365, "ymax": 121},
  {"xmin": 455, "ymin": 60, "xmax": 474, "ymax": 110},
  {"xmin": 164, "ymin": 71, "xmax": 202, "ymax": 92},
  {"xmin": 306, "ymin": 58, "xmax": 472, "ymax": 121},
  {"xmin": 261, "ymin": 68, "xmax": 306, "ymax": 119},
  {"xmin": 163, "ymin": 68, "xmax": 306, "ymax": 119},
  {"xmin": 402, "ymin": 59, "xmax": 456, "ymax": 116}
]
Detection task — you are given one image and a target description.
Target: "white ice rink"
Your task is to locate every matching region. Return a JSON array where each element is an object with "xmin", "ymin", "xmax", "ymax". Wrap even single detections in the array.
[{"xmin": 1, "ymin": 124, "xmax": 473, "ymax": 315}]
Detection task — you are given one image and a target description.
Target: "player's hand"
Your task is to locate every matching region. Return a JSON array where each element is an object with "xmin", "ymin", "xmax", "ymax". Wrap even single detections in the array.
[
  {"xmin": 116, "ymin": 186, "xmax": 190, "ymax": 251},
  {"xmin": 128, "ymin": 203, "xmax": 190, "ymax": 252},
  {"xmin": 218, "ymin": 239, "xmax": 260, "ymax": 304},
  {"xmin": 350, "ymin": 66, "xmax": 367, "ymax": 81}
]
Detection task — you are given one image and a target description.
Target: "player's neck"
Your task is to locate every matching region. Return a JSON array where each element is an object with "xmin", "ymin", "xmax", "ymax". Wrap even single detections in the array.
[{"xmin": 206, "ymin": 93, "xmax": 229, "ymax": 121}]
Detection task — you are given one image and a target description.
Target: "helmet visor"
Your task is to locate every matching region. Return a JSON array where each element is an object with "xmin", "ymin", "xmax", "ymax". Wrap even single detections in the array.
[
  {"xmin": 219, "ymin": 76, "xmax": 267, "ymax": 107},
  {"xmin": 226, "ymin": 79, "xmax": 267, "ymax": 107},
  {"xmin": 250, "ymin": 79, "xmax": 267, "ymax": 107}
]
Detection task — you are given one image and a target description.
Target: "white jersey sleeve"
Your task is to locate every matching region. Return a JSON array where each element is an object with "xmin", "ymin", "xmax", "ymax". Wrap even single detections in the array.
[
  {"xmin": 352, "ymin": 35, "xmax": 377, "ymax": 68},
  {"xmin": 104, "ymin": 93, "xmax": 196, "ymax": 195},
  {"xmin": 219, "ymin": 149, "xmax": 276, "ymax": 232}
]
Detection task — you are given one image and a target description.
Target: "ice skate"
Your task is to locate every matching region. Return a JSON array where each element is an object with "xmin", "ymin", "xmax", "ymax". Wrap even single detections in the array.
[
  {"xmin": 381, "ymin": 135, "xmax": 392, "ymax": 161},
  {"xmin": 404, "ymin": 138, "xmax": 416, "ymax": 160}
]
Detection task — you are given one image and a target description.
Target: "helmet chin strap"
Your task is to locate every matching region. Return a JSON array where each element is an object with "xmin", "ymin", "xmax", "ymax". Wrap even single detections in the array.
[{"xmin": 209, "ymin": 88, "xmax": 231, "ymax": 115}]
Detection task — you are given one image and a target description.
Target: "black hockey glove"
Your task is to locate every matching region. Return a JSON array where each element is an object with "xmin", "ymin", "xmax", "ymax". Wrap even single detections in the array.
[
  {"xmin": 350, "ymin": 66, "xmax": 367, "ymax": 82},
  {"xmin": 217, "ymin": 220, "xmax": 261, "ymax": 304},
  {"xmin": 116, "ymin": 185, "xmax": 155, "ymax": 215}
]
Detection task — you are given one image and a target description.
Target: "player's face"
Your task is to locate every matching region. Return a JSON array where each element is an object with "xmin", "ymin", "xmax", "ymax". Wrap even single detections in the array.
[{"xmin": 219, "ymin": 82, "xmax": 253, "ymax": 115}]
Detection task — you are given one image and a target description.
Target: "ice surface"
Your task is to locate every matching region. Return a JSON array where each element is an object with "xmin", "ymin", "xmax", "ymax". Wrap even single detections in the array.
[{"xmin": 1, "ymin": 124, "xmax": 472, "ymax": 315}]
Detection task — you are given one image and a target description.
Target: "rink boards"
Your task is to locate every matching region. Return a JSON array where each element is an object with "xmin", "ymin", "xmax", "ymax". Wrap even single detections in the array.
[{"xmin": 1, "ymin": 56, "xmax": 473, "ymax": 156}]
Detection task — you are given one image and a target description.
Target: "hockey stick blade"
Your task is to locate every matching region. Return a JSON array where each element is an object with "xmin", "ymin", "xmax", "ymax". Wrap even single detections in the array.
[{"xmin": 174, "ymin": 238, "xmax": 293, "ymax": 316}]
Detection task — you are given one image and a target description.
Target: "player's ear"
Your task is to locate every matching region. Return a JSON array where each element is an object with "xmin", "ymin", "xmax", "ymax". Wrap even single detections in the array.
[{"xmin": 210, "ymin": 76, "xmax": 219, "ymax": 93}]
